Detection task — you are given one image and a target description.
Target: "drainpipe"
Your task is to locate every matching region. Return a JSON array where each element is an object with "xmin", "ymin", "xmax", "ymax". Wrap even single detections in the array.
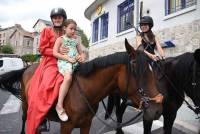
[{"xmin": 136, "ymin": 0, "xmax": 140, "ymax": 28}]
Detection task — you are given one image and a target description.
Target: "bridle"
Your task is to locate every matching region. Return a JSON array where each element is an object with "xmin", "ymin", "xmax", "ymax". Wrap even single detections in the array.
[{"xmin": 129, "ymin": 57, "xmax": 151, "ymax": 109}]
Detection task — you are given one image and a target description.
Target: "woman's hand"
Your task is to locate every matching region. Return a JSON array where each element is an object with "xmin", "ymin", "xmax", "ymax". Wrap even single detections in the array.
[
  {"xmin": 150, "ymin": 54, "xmax": 160, "ymax": 61},
  {"xmin": 67, "ymin": 57, "xmax": 77, "ymax": 63},
  {"xmin": 59, "ymin": 46, "xmax": 69, "ymax": 55}
]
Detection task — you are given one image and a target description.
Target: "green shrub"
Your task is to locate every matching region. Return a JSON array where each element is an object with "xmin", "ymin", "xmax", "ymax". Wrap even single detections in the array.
[
  {"xmin": 21, "ymin": 54, "xmax": 39, "ymax": 63},
  {"xmin": 1, "ymin": 44, "xmax": 14, "ymax": 54}
]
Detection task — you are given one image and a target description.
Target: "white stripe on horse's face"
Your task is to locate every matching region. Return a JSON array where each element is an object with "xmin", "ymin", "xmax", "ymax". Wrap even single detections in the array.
[{"xmin": 149, "ymin": 64, "xmax": 153, "ymax": 72}]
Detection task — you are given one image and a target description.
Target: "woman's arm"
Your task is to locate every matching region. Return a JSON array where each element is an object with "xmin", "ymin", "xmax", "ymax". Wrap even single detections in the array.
[
  {"xmin": 39, "ymin": 28, "xmax": 53, "ymax": 56},
  {"xmin": 76, "ymin": 44, "xmax": 85, "ymax": 63},
  {"xmin": 53, "ymin": 37, "xmax": 72, "ymax": 61}
]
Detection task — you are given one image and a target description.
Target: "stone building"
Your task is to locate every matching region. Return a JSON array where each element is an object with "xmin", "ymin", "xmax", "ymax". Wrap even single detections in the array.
[
  {"xmin": 32, "ymin": 19, "xmax": 52, "ymax": 54},
  {"xmin": 84, "ymin": 0, "xmax": 200, "ymax": 59},
  {"xmin": 0, "ymin": 24, "xmax": 34, "ymax": 55}
]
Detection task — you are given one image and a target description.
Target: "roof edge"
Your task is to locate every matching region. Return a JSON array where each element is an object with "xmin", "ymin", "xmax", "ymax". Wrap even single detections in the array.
[{"xmin": 84, "ymin": 0, "xmax": 108, "ymax": 20}]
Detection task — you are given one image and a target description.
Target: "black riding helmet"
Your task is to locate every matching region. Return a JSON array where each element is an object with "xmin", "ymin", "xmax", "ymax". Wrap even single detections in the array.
[
  {"xmin": 139, "ymin": 16, "xmax": 154, "ymax": 28},
  {"xmin": 50, "ymin": 8, "xmax": 67, "ymax": 20}
]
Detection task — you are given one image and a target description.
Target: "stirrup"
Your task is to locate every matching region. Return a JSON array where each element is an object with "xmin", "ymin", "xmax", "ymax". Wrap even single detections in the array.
[{"xmin": 37, "ymin": 119, "xmax": 50, "ymax": 132}]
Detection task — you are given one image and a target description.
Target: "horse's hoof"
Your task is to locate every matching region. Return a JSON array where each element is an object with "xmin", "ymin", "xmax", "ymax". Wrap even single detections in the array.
[
  {"xmin": 37, "ymin": 119, "xmax": 49, "ymax": 132},
  {"xmin": 116, "ymin": 129, "xmax": 124, "ymax": 134}
]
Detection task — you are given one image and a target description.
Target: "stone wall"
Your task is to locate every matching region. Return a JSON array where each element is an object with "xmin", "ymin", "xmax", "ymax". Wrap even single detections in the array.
[{"xmin": 88, "ymin": 19, "xmax": 200, "ymax": 60}]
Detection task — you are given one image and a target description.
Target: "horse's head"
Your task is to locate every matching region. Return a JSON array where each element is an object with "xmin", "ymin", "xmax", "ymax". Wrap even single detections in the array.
[
  {"xmin": 191, "ymin": 49, "xmax": 200, "ymax": 107},
  {"xmin": 194, "ymin": 49, "xmax": 200, "ymax": 64},
  {"xmin": 120, "ymin": 39, "xmax": 163, "ymax": 121}
]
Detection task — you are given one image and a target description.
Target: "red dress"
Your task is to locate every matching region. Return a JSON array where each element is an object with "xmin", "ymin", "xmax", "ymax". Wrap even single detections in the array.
[{"xmin": 26, "ymin": 27, "xmax": 63, "ymax": 134}]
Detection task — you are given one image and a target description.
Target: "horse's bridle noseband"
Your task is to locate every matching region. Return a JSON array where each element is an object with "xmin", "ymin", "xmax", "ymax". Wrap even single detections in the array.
[{"xmin": 129, "ymin": 58, "xmax": 151, "ymax": 110}]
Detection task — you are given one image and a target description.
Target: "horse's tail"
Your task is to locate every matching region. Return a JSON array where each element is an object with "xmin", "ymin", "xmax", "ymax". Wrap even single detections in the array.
[{"xmin": 0, "ymin": 68, "xmax": 27, "ymax": 100}]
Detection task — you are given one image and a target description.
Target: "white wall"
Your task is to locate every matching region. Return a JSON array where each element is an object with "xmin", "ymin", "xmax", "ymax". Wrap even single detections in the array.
[
  {"xmin": 89, "ymin": 0, "xmax": 138, "ymax": 51},
  {"xmin": 142, "ymin": 0, "xmax": 200, "ymax": 31}
]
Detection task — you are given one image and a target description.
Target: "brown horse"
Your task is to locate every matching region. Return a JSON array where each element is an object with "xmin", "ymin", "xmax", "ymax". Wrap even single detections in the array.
[{"xmin": 0, "ymin": 39, "xmax": 163, "ymax": 134}]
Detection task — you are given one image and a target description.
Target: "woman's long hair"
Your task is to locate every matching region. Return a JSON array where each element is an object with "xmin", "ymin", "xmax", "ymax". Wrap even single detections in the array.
[{"xmin": 141, "ymin": 30, "xmax": 155, "ymax": 43}]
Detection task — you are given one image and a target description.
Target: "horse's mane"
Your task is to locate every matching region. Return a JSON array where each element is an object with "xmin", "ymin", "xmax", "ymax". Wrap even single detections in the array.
[
  {"xmin": 75, "ymin": 50, "xmax": 147, "ymax": 77},
  {"xmin": 74, "ymin": 52, "xmax": 129, "ymax": 76}
]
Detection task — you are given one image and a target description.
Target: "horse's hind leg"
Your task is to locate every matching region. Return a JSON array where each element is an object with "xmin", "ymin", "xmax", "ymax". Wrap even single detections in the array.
[
  {"xmin": 21, "ymin": 98, "xmax": 27, "ymax": 134},
  {"xmin": 20, "ymin": 112, "xmax": 26, "ymax": 134}
]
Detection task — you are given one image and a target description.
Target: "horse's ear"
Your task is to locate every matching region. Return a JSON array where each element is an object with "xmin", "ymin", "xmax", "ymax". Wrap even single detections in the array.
[
  {"xmin": 194, "ymin": 49, "xmax": 200, "ymax": 63},
  {"xmin": 125, "ymin": 38, "xmax": 136, "ymax": 58}
]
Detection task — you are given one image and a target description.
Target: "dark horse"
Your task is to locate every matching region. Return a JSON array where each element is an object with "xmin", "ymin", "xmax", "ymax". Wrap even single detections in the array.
[
  {"xmin": 0, "ymin": 39, "xmax": 163, "ymax": 134},
  {"xmin": 106, "ymin": 48, "xmax": 200, "ymax": 134}
]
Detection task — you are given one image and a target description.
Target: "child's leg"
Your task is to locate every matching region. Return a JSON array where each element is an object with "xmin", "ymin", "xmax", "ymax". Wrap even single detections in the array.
[
  {"xmin": 56, "ymin": 72, "xmax": 72, "ymax": 121},
  {"xmin": 57, "ymin": 72, "xmax": 72, "ymax": 109}
]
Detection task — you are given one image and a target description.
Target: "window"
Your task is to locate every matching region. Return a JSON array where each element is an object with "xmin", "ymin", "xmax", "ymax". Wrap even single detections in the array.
[
  {"xmin": 27, "ymin": 40, "xmax": 30, "ymax": 46},
  {"xmin": 165, "ymin": 0, "xmax": 196, "ymax": 15},
  {"xmin": 118, "ymin": 0, "xmax": 134, "ymax": 33},
  {"xmin": 92, "ymin": 18, "xmax": 99, "ymax": 43},
  {"xmin": 100, "ymin": 13, "xmax": 108, "ymax": 40},
  {"xmin": 0, "ymin": 60, "xmax": 3, "ymax": 68}
]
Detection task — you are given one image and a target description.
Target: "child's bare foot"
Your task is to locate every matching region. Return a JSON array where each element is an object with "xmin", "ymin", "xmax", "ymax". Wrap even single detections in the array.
[{"xmin": 56, "ymin": 105, "xmax": 68, "ymax": 121}]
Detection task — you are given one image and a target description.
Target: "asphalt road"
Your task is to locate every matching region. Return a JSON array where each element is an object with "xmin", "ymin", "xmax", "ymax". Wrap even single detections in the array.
[{"xmin": 0, "ymin": 89, "xmax": 199, "ymax": 134}]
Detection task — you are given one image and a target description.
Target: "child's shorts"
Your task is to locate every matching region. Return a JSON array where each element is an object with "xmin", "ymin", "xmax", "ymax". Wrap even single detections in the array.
[{"xmin": 57, "ymin": 60, "xmax": 78, "ymax": 76}]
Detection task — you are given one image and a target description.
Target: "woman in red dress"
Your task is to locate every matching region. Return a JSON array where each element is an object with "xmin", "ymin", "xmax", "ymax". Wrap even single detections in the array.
[{"xmin": 26, "ymin": 8, "xmax": 67, "ymax": 134}]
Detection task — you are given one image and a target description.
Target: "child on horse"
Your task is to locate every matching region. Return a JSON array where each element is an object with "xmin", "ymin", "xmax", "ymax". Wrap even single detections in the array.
[{"xmin": 53, "ymin": 19, "xmax": 85, "ymax": 121}]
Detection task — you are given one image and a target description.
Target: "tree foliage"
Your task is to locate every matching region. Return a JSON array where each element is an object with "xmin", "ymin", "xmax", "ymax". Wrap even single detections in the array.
[
  {"xmin": 77, "ymin": 29, "xmax": 89, "ymax": 48},
  {"xmin": 1, "ymin": 44, "xmax": 14, "ymax": 54}
]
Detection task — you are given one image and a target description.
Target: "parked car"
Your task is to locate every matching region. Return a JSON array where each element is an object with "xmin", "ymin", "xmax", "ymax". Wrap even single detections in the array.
[{"xmin": 0, "ymin": 57, "xmax": 24, "ymax": 75}]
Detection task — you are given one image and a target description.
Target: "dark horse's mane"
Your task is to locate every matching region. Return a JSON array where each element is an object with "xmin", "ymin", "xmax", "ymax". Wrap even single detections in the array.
[{"xmin": 75, "ymin": 50, "xmax": 147, "ymax": 77}]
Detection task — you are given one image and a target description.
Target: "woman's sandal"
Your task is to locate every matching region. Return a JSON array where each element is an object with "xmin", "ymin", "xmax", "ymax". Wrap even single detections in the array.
[{"xmin": 56, "ymin": 108, "xmax": 68, "ymax": 121}]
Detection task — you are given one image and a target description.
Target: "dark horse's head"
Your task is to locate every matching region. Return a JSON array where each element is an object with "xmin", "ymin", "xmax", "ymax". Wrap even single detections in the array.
[
  {"xmin": 122, "ymin": 39, "xmax": 163, "ymax": 120},
  {"xmin": 187, "ymin": 49, "xmax": 200, "ymax": 107},
  {"xmin": 159, "ymin": 48, "xmax": 200, "ymax": 111}
]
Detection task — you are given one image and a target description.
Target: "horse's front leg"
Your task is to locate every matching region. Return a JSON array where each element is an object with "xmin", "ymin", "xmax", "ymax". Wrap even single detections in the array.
[
  {"xmin": 80, "ymin": 116, "xmax": 93, "ymax": 134},
  {"xmin": 143, "ymin": 117, "xmax": 153, "ymax": 134},
  {"xmin": 60, "ymin": 122, "xmax": 74, "ymax": 134},
  {"xmin": 116, "ymin": 99, "xmax": 127, "ymax": 134},
  {"xmin": 163, "ymin": 107, "xmax": 178, "ymax": 134},
  {"xmin": 162, "ymin": 100, "xmax": 182, "ymax": 134}
]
